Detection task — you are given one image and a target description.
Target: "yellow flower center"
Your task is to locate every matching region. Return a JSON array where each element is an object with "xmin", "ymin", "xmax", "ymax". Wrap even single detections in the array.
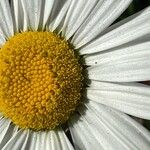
[{"xmin": 0, "ymin": 31, "xmax": 83, "ymax": 130}]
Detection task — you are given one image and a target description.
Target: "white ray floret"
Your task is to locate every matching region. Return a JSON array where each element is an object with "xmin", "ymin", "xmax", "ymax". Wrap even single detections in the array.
[
  {"xmin": 0, "ymin": 33, "xmax": 5, "ymax": 46},
  {"xmin": 42, "ymin": 0, "xmax": 55, "ymax": 28},
  {"xmin": 0, "ymin": 116, "xmax": 19, "ymax": 150},
  {"xmin": 71, "ymin": 0, "xmax": 132, "ymax": 48},
  {"xmin": 87, "ymin": 41, "xmax": 150, "ymax": 82},
  {"xmin": 28, "ymin": 129, "xmax": 74, "ymax": 150},
  {"xmin": 80, "ymin": 7, "xmax": 150, "ymax": 54},
  {"xmin": 69, "ymin": 102, "xmax": 150, "ymax": 150},
  {"xmin": 2, "ymin": 130, "xmax": 29, "ymax": 150},
  {"xmin": 0, "ymin": 0, "xmax": 14, "ymax": 38},
  {"xmin": 21, "ymin": 0, "xmax": 43, "ymax": 31},
  {"xmin": 0, "ymin": 116, "xmax": 11, "ymax": 145},
  {"xmin": 11, "ymin": 0, "xmax": 23, "ymax": 32},
  {"xmin": 48, "ymin": 0, "xmax": 71, "ymax": 32},
  {"xmin": 61, "ymin": 0, "xmax": 98, "ymax": 39},
  {"xmin": 86, "ymin": 81, "xmax": 150, "ymax": 119}
]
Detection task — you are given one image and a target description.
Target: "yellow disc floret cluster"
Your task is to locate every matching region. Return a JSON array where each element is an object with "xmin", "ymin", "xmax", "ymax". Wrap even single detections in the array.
[{"xmin": 0, "ymin": 31, "xmax": 83, "ymax": 130}]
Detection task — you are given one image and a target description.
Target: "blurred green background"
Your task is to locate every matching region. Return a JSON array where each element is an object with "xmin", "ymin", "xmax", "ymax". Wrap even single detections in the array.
[{"xmin": 118, "ymin": 0, "xmax": 150, "ymax": 21}]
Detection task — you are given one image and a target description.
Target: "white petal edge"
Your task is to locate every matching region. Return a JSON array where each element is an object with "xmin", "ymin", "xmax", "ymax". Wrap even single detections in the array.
[
  {"xmin": 0, "ymin": 116, "xmax": 19, "ymax": 149},
  {"xmin": 48, "ymin": 0, "xmax": 71, "ymax": 32},
  {"xmin": 69, "ymin": 115, "xmax": 104, "ymax": 150},
  {"xmin": 21, "ymin": 0, "xmax": 43, "ymax": 31},
  {"xmin": 2, "ymin": 129, "xmax": 29, "ymax": 150},
  {"xmin": 0, "ymin": 0, "xmax": 14, "ymax": 38},
  {"xmin": 0, "ymin": 32, "xmax": 5, "ymax": 47},
  {"xmin": 11, "ymin": 0, "xmax": 24, "ymax": 32},
  {"xmin": 56, "ymin": 130, "xmax": 74, "ymax": 150},
  {"xmin": 86, "ymin": 41, "xmax": 150, "ymax": 82},
  {"xmin": 71, "ymin": 0, "xmax": 132, "ymax": 48},
  {"xmin": 69, "ymin": 102, "xmax": 150, "ymax": 150},
  {"xmin": 86, "ymin": 80, "xmax": 150, "ymax": 119},
  {"xmin": 87, "ymin": 57, "xmax": 150, "ymax": 82},
  {"xmin": 84, "ymin": 42, "xmax": 150, "ymax": 66},
  {"xmin": 42, "ymin": 0, "xmax": 55, "ymax": 28},
  {"xmin": 28, "ymin": 131, "xmax": 46, "ymax": 150},
  {"xmin": 29, "ymin": 131, "xmax": 50, "ymax": 150},
  {"xmin": 0, "ymin": 117, "xmax": 11, "ymax": 145},
  {"xmin": 28, "ymin": 129, "xmax": 74, "ymax": 150},
  {"xmin": 61, "ymin": 0, "xmax": 99, "ymax": 40},
  {"xmin": 80, "ymin": 6, "xmax": 150, "ymax": 54}
]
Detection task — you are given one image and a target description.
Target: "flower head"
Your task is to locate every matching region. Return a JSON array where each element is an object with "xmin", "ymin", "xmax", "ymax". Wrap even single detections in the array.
[
  {"xmin": 0, "ymin": 31, "xmax": 83, "ymax": 130},
  {"xmin": 0, "ymin": 0, "xmax": 150, "ymax": 149}
]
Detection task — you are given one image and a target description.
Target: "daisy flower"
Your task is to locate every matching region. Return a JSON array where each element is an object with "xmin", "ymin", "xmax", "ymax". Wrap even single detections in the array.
[{"xmin": 0, "ymin": 0, "xmax": 150, "ymax": 149}]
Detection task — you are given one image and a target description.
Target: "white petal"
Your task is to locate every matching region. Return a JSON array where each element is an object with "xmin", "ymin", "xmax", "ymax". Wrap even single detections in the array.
[
  {"xmin": 28, "ymin": 131, "xmax": 50, "ymax": 150},
  {"xmin": 71, "ymin": 0, "xmax": 132, "ymax": 48},
  {"xmin": 69, "ymin": 102, "xmax": 150, "ymax": 150},
  {"xmin": 28, "ymin": 129, "xmax": 74, "ymax": 150},
  {"xmin": 0, "ymin": 0, "xmax": 14, "ymax": 38},
  {"xmin": 28, "ymin": 132, "xmax": 37, "ymax": 150},
  {"xmin": 31, "ymin": 131, "xmax": 47, "ymax": 150},
  {"xmin": 0, "ymin": 124, "xmax": 19, "ymax": 149},
  {"xmin": 28, "ymin": 131, "xmax": 51, "ymax": 150},
  {"xmin": 88, "ymin": 59, "xmax": 150, "ymax": 82},
  {"xmin": 2, "ymin": 129, "xmax": 29, "ymax": 150},
  {"xmin": 87, "ymin": 42, "xmax": 150, "ymax": 82},
  {"xmin": 20, "ymin": 130, "xmax": 30, "ymax": 150},
  {"xmin": 48, "ymin": 0, "xmax": 71, "ymax": 32},
  {"xmin": 56, "ymin": 130, "xmax": 74, "ymax": 150},
  {"xmin": 62, "ymin": 0, "xmax": 99, "ymax": 40},
  {"xmin": 0, "ymin": 117, "xmax": 11, "ymax": 145},
  {"xmin": 69, "ymin": 115, "xmax": 104, "ymax": 150},
  {"xmin": 80, "ymin": 6, "xmax": 150, "ymax": 54},
  {"xmin": 87, "ymin": 80, "xmax": 150, "ymax": 119},
  {"xmin": 11, "ymin": 0, "xmax": 24, "ymax": 32},
  {"xmin": 0, "ymin": 32, "xmax": 5, "ymax": 47},
  {"xmin": 85, "ymin": 42, "xmax": 150, "ymax": 66},
  {"xmin": 21, "ymin": 0, "xmax": 43, "ymax": 31},
  {"xmin": 42, "ymin": 0, "xmax": 55, "ymax": 28},
  {"xmin": 51, "ymin": 130, "xmax": 62, "ymax": 150}
]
